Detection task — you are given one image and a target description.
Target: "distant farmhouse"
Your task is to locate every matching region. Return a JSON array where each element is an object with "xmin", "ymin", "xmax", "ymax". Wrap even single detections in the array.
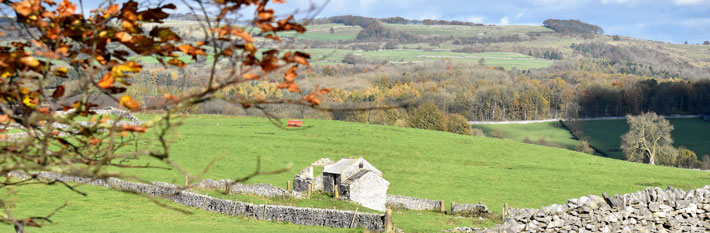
[{"xmin": 294, "ymin": 157, "xmax": 389, "ymax": 211}]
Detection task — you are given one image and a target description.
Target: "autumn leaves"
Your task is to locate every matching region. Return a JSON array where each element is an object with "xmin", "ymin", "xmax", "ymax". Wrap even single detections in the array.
[{"xmin": 2, "ymin": 0, "xmax": 324, "ymax": 114}]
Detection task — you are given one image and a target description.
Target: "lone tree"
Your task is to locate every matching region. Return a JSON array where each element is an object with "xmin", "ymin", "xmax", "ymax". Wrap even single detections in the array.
[
  {"xmin": 620, "ymin": 112, "xmax": 675, "ymax": 165},
  {"xmin": 0, "ymin": 0, "xmax": 333, "ymax": 232}
]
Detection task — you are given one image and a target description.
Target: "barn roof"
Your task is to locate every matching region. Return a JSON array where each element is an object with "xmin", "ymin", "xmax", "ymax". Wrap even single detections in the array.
[
  {"xmin": 342, "ymin": 170, "xmax": 389, "ymax": 185},
  {"xmin": 323, "ymin": 157, "xmax": 361, "ymax": 174}
]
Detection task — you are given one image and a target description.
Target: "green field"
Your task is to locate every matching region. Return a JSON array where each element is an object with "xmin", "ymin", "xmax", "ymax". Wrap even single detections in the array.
[
  {"xmin": 387, "ymin": 24, "xmax": 553, "ymax": 38},
  {"xmin": 471, "ymin": 121, "xmax": 579, "ymax": 150},
  {"xmin": 578, "ymin": 118, "xmax": 710, "ymax": 160},
  {"xmin": 308, "ymin": 49, "xmax": 553, "ymax": 69},
  {"xmin": 6, "ymin": 116, "xmax": 710, "ymax": 232}
]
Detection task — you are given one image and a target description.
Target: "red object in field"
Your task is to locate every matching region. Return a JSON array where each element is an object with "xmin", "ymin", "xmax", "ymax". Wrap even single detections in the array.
[{"xmin": 287, "ymin": 120, "xmax": 303, "ymax": 128}]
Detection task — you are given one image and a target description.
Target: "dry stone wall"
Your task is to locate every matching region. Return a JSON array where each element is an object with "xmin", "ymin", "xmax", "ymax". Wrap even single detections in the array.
[
  {"xmin": 8, "ymin": 171, "xmax": 385, "ymax": 231},
  {"xmin": 386, "ymin": 194, "xmax": 442, "ymax": 211},
  {"xmin": 490, "ymin": 186, "xmax": 710, "ymax": 232},
  {"xmin": 196, "ymin": 179, "xmax": 292, "ymax": 198},
  {"xmin": 451, "ymin": 203, "xmax": 489, "ymax": 216}
]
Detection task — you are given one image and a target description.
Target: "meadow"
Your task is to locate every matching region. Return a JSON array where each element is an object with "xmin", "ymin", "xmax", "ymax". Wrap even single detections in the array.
[
  {"xmin": 308, "ymin": 49, "xmax": 553, "ymax": 69},
  {"xmin": 577, "ymin": 118, "xmax": 710, "ymax": 160},
  {"xmin": 470, "ymin": 121, "xmax": 579, "ymax": 150},
  {"xmin": 6, "ymin": 115, "xmax": 710, "ymax": 232}
]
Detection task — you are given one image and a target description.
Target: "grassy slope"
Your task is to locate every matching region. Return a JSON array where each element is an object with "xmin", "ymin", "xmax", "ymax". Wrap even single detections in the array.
[
  {"xmin": 1, "ymin": 184, "xmax": 354, "ymax": 233},
  {"xmin": 117, "ymin": 116, "xmax": 710, "ymax": 210},
  {"xmin": 7, "ymin": 116, "xmax": 710, "ymax": 232},
  {"xmin": 579, "ymin": 118, "xmax": 710, "ymax": 159},
  {"xmin": 471, "ymin": 121, "xmax": 579, "ymax": 150}
]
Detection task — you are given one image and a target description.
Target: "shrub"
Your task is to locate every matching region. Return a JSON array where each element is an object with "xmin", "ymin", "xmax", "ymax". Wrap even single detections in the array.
[
  {"xmin": 522, "ymin": 137, "xmax": 532, "ymax": 144},
  {"xmin": 471, "ymin": 128, "xmax": 486, "ymax": 137},
  {"xmin": 489, "ymin": 129, "xmax": 506, "ymax": 139},
  {"xmin": 446, "ymin": 114, "xmax": 473, "ymax": 135},
  {"xmin": 408, "ymin": 102, "xmax": 446, "ymax": 131},
  {"xmin": 676, "ymin": 147, "xmax": 698, "ymax": 168},
  {"xmin": 575, "ymin": 140, "xmax": 595, "ymax": 154}
]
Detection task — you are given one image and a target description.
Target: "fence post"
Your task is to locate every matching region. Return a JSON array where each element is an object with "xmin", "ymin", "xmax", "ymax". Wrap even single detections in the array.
[
  {"xmin": 440, "ymin": 200, "xmax": 445, "ymax": 213},
  {"xmin": 287, "ymin": 180, "xmax": 292, "ymax": 192},
  {"xmin": 307, "ymin": 183, "xmax": 312, "ymax": 198},
  {"xmin": 334, "ymin": 185, "xmax": 340, "ymax": 199},
  {"xmin": 350, "ymin": 207, "xmax": 359, "ymax": 228},
  {"xmin": 450, "ymin": 201, "xmax": 456, "ymax": 214},
  {"xmin": 385, "ymin": 209, "xmax": 393, "ymax": 233},
  {"xmin": 503, "ymin": 203, "xmax": 508, "ymax": 221}
]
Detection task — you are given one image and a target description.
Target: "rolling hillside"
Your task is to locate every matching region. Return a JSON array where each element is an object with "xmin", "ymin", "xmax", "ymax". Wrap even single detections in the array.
[{"xmin": 6, "ymin": 116, "xmax": 710, "ymax": 232}]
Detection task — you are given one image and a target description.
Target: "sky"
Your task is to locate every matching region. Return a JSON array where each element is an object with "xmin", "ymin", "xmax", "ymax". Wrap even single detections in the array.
[{"xmin": 77, "ymin": 0, "xmax": 710, "ymax": 44}]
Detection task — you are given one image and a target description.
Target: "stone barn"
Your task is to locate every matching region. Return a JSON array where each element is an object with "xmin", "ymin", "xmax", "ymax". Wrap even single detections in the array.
[
  {"xmin": 339, "ymin": 169, "xmax": 389, "ymax": 211},
  {"xmin": 323, "ymin": 157, "xmax": 388, "ymax": 211},
  {"xmin": 293, "ymin": 158, "xmax": 334, "ymax": 192}
]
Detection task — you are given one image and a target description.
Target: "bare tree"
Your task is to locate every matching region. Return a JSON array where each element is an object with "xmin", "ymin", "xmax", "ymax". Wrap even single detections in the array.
[{"xmin": 621, "ymin": 112, "xmax": 675, "ymax": 165}]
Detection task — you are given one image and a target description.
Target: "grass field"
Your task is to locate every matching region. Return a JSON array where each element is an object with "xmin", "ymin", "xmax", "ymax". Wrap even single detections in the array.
[
  {"xmin": 388, "ymin": 24, "xmax": 553, "ymax": 38},
  {"xmin": 470, "ymin": 121, "xmax": 579, "ymax": 150},
  {"xmin": 578, "ymin": 118, "xmax": 710, "ymax": 160},
  {"xmin": 6, "ymin": 116, "xmax": 710, "ymax": 232},
  {"xmin": 308, "ymin": 49, "xmax": 553, "ymax": 69}
]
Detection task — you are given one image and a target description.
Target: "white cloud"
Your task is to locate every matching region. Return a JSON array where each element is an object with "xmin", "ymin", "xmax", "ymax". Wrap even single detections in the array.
[
  {"xmin": 515, "ymin": 12, "xmax": 525, "ymax": 20},
  {"xmin": 499, "ymin": 16, "xmax": 510, "ymax": 25},
  {"xmin": 673, "ymin": 0, "xmax": 710, "ymax": 4}
]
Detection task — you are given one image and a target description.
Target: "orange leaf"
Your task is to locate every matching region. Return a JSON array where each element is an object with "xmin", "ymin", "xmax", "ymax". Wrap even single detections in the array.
[
  {"xmin": 12, "ymin": 1, "xmax": 33, "ymax": 16},
  {"xmin": 265, "ymin": 34, "xmax": 281, "ymax": 42},
  {"xmin": 273, "ymin": 0, "xmax": 287, "ymax": 3},
  {"xmin": 20, "ymin": 56, "xmax": 40, "ymax": 67},
  {"xmin": 287, "ymin": 82, "xmax": 300, "ymax": 93},
  {"xmin": 0, "ymin": 114, "xmax": 9, "ymax": 122},
  {"xmin": 39, "ymin": 107, "xmax": 50, "ymax": 114},
  {"xmin": 52, "ymin": 85, "xmax": 65, "ymax": 98},
  {"xmin": 97, "ymin": 73, "xmax": 114, "ymax": 89},
  {"xmin": 284, "ymin": 65, "xmax": 298, "ymax": 82},
  {"xmin": 115, "ymin": 31, "xmax": 133, "ymax": 42},
  {"xmin": 242, "ymin": 73, "xmax": 260, "ymax": 80},
  {"xmin": 168, "ymin": 58, "xmax": 186, "ymax": 68},
  {"xmin": 90, "ymin": 138, "xmax": 101, "ymax": 145},
  {"xmin": 119, "ymin": 95, "xmax": 140, "ymax": 111},
  {"xmin": 122, "ymin": 124, "xmax": 147, "ymax": 133},
  {"xmin": 257, "ymin": 9, "xmax": 274, "ymax": 20},
  {"xmin": 233, "ymin": 28, "xmax": 254, "ymax": 43},
  {"xmin": 57, "ymin": 0, "xmax": 76, "ymax": 17},
  {"xmin": 294, "ymin": 52, "xmax": 310, "ymax": 66}
]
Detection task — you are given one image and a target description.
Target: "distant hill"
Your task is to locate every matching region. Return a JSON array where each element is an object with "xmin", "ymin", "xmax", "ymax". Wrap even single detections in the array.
[{"xmin": 543, "ymin": 19, "xmax": 604, "ymax": 34}]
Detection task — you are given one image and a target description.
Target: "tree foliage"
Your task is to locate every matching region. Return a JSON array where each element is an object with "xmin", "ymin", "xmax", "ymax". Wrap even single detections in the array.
[
  {"xmin": 408, "ymin": 102, "xmax": 445, "ymax": 131},
  {"xmin": 543, "ymin": 19, "xmax": 604, "ymax": 34},
  {"xmin": 0, "ymin": 0, "xmax": 327, "ymax": 231},
  {"xmin": 445, "ymin": 113, "xmax": 473, "ymax": 135},
  {"xmin": 621, "ymin": 112, "xmax": 675, "ymax": 165}
]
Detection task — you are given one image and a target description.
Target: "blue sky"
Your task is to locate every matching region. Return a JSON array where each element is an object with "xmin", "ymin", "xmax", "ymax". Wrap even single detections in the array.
[{"xmin": 78, "ymin": 0, "xmax": 710, "ymax": 44}]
